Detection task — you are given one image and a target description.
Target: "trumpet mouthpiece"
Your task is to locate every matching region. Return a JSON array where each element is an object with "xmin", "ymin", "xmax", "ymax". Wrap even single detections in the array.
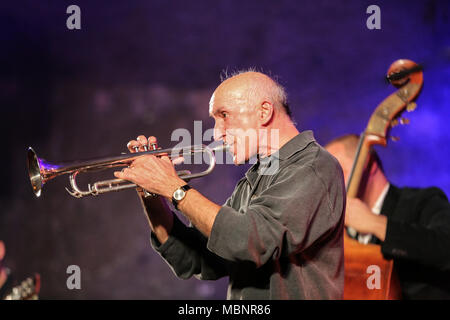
[{"xmin": 212, "ymin": 144, "xmax": 230, "ymax": 153}]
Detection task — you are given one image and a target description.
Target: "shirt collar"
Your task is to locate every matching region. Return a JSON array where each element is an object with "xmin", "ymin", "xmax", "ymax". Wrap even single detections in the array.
[
  {"xmin": 372, "ymin": 183, "xmax": 390, "ymax": 214},
  {"xmin": 270, "ymin": 130, "xmax": 316, "ymax": 161},
  {"xmin": 245, "ymin": 130, "xmax": 316, "ymax": 183}
]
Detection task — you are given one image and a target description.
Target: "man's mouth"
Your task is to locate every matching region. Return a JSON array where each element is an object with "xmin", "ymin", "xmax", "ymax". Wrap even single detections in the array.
[{"xmin": 223, "ymin": 142, "xmax": 234, "ymax": 151}]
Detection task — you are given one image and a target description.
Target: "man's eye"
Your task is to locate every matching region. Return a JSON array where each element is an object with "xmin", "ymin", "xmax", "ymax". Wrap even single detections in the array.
[{"xmin": 221, "ymin": 112, "xmax": 228, "ymax": 118}]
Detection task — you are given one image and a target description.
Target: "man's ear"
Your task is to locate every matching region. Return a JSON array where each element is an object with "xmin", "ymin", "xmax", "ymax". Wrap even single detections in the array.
[{"xmin": 259, "ymin": 101, "xmax": 274, "ymax": 126}]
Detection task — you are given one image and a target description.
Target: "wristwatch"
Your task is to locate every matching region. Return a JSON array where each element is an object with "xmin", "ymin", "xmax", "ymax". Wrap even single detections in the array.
[{"xmin": 172, "ymin": 184, "xmax": 192, "ymax": 210}]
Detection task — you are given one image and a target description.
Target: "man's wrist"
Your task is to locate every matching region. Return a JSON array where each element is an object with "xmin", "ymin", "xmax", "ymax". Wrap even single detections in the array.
[
  {"xmin": 171, "ymin": 184, "xmax": 194, "ymax": 211},
  {"xmin": 165, "ymin": 179, "xmax": 188, "ymax": 201},
  {"xmin": 372, "ymin": 214, "xmax": 388, "ymax": 242}
]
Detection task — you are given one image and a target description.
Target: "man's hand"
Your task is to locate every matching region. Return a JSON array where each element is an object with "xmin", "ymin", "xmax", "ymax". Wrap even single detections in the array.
[
  {"xmin": 119, "ymin": 135, "xmax": 178, "ymax": 244},
  {"xmin": 117, "ymin": 134, "xmax": 220, "ymax": 238},
  {"xmin": 115, "ymin": 135, "xmax": 186, "ymax": 200},
  {"xmin": 345, "ymin": 197, "xmax": 387, "ymax": 241}
]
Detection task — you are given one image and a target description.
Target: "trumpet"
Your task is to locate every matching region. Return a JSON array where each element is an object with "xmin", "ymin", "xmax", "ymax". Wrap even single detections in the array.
[{"xmin": 27, "ymin": 144, "xmax": 228, "ymax": 198}]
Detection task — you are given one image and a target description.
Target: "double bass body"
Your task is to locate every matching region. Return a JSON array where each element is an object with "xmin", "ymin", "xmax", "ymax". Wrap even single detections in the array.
[{"xmin": 342, "ymin": 59, "xmax": 423, "ymax": 300}]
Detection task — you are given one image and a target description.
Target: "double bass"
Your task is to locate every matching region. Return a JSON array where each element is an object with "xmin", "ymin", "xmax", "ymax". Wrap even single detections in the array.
[{"xmin": 343, "ymin": 59, "xmax": 424, "ymax": 299}]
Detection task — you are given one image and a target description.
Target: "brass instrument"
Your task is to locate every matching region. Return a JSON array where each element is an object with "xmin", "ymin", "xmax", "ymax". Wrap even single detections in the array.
[{"xmin": 27, "ymin": 144, "xmax": 228, "ymax": 198}]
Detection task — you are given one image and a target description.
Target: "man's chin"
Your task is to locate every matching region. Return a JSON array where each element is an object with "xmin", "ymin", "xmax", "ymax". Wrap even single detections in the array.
[
  {"xmin": 232, "ymin": 154, "xmax": 257, "ymax": 166},
  {"xmin": 232, "ymin": 155, "xmax": 245, "ymax": 166}
]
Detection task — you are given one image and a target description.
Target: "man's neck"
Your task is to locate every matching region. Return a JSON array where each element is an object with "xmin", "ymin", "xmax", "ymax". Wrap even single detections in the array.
[{"xmin": 258, "ymin": 119, "xmax": 299, "ymax": 158}]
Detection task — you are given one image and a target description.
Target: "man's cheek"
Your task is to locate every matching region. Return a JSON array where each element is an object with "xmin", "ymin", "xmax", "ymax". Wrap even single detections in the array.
[
  {"xmin": 232, "ymin": 152, "xmax": 245, "ymax": 165},
  {"xmin": 233, "ymin": 140, "xmax": 248, "ymax": 164}
]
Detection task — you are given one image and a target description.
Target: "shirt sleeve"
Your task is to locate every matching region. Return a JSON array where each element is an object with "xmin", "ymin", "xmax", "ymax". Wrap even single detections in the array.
[
  {"xmin": 150, "ymin": 212, "xmax": 230, "ymax": 280},
  {"xmin": 382, "ymin": 190, "xmax": 450, "ymax": 271},
  {"xmin": 207, "ymin": 164, "xmax": 345, "ymax": 268}
]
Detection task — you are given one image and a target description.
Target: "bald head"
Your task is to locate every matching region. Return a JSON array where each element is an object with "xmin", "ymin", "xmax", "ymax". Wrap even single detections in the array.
[
  {"xmin": 210, "ymin": 71, "xmax": 291, "ymax": 118},
  {"xmin": 325, "ymin": 134, "xmax": 360, "ymax": 159},
  {"xmin": 325, "ymin": 134, "xmax": 384, "ymax": 184},
  {"xmin": 209, "ymin": 70, "xmax": 297, "ymax": 164}
]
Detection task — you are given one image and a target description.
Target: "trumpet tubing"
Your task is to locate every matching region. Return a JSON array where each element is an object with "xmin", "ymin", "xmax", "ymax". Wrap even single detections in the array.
[{"xmin": 27, "ymin": 144, "xmax": 228, "ymax": 198}]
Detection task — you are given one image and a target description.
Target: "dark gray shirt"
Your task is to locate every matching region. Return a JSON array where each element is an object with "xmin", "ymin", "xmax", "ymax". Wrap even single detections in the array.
[{"xmin": 150, "ymin": 131, "xmax": 345, "ymax": 299}]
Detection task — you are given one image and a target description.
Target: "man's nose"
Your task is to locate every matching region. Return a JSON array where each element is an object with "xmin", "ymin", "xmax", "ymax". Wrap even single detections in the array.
[{"xmin": 213, "ymin": 123, "xmax": 225, "ymax": 142}]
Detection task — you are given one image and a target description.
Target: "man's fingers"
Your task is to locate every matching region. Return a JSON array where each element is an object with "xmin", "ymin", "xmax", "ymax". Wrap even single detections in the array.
[
  {"xmin": 127, "ymin": 135, "xmax": 158, "ymax": 153},
  {"xmin": 147, "ymin": 136, "xmax": 158, "ymax": 150},
  {"xmin": 137, "ymin": 135, "xmax": 148, "ymax": 151},
  {"xmin": 133, "ymin": 155, "xmax": 157, "ymax": 166},
  {"xmin": 171, "ymin": 156, "xmax": 185, "ymax": 166},
  {"xmin": 159, "ymin": 153, "xmax": 182, "ymax": 165},
  {"xmin": 114, "ymin": 171, "xmax": 124, "ymax": 179},
  {"xmin": 114, "ymin": 167, "xmax": 137, "ymax": 182},
  {"xmin": 127, "ymin": 140, "xmax": 140, "ymax": 153},
  {"xmin": 128, "ymin": 135, "xmax": 158, "ymax": 153},
  {"xmin": 159, "ymin": 154, "xmax": 171, "ymax": 163}
]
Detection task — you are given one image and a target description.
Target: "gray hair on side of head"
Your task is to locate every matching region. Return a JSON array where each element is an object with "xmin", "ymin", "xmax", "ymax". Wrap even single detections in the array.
[{"xmin": 219, "ymin": 67, "xmax": 293, "ymax": 119}]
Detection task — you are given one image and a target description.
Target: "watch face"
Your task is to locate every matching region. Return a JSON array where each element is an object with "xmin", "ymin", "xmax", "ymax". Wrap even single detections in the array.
[{"xmin": 173, "ymin": 188, "xmax": 186, "ymax": 201}]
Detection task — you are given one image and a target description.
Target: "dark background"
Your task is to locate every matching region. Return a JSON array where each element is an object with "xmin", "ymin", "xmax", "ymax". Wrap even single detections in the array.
[{"xmin": 0, "ymin": 0, "xmax": 449, "ymax": 299}]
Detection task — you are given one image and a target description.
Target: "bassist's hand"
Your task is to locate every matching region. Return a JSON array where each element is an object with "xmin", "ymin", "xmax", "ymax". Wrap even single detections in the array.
[{"xmin": 345, "ymin": 197, "xmax": 387, "ymax": 241}]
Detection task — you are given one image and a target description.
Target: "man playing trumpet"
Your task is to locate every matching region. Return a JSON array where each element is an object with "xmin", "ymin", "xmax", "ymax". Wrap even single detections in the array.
[{"xmin": 114, "ymin": 71, "xmax": 346, "ymax": 299}]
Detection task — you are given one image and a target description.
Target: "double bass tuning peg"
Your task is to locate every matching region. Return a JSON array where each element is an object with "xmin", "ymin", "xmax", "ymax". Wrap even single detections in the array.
[
  {"xmin": 391, "ymin": 117, "xmax": 410, "ymax": 128},
  {"xmin": 399, "ymin": 117, "xmax": 410, "ymax": 125},
  {"xmin": 406, "ymin": 102, "xmax": 417, "ymax": 112}
]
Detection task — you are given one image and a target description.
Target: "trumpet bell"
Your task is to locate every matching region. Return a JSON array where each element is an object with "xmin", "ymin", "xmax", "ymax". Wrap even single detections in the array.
[{"xmin": 27, "ymin": 147, "xmax": 43, "ymax": 197}]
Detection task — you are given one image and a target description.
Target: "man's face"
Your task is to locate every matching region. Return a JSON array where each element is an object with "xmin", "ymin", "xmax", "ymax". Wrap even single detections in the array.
[
  {"xmin": 0, "ymin": 241, "xmax": 4, "ymax": 262},
  {"xmin": 209, "ymin": 90, "xmax": 260, "ymax": 165},
  {"xmin": 325, "ymin": 142, "xmax": 354, "ymax": 185},
  {"xmin": 0, "ymin": 241, "xmax": 5, "ymax": 288}
]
